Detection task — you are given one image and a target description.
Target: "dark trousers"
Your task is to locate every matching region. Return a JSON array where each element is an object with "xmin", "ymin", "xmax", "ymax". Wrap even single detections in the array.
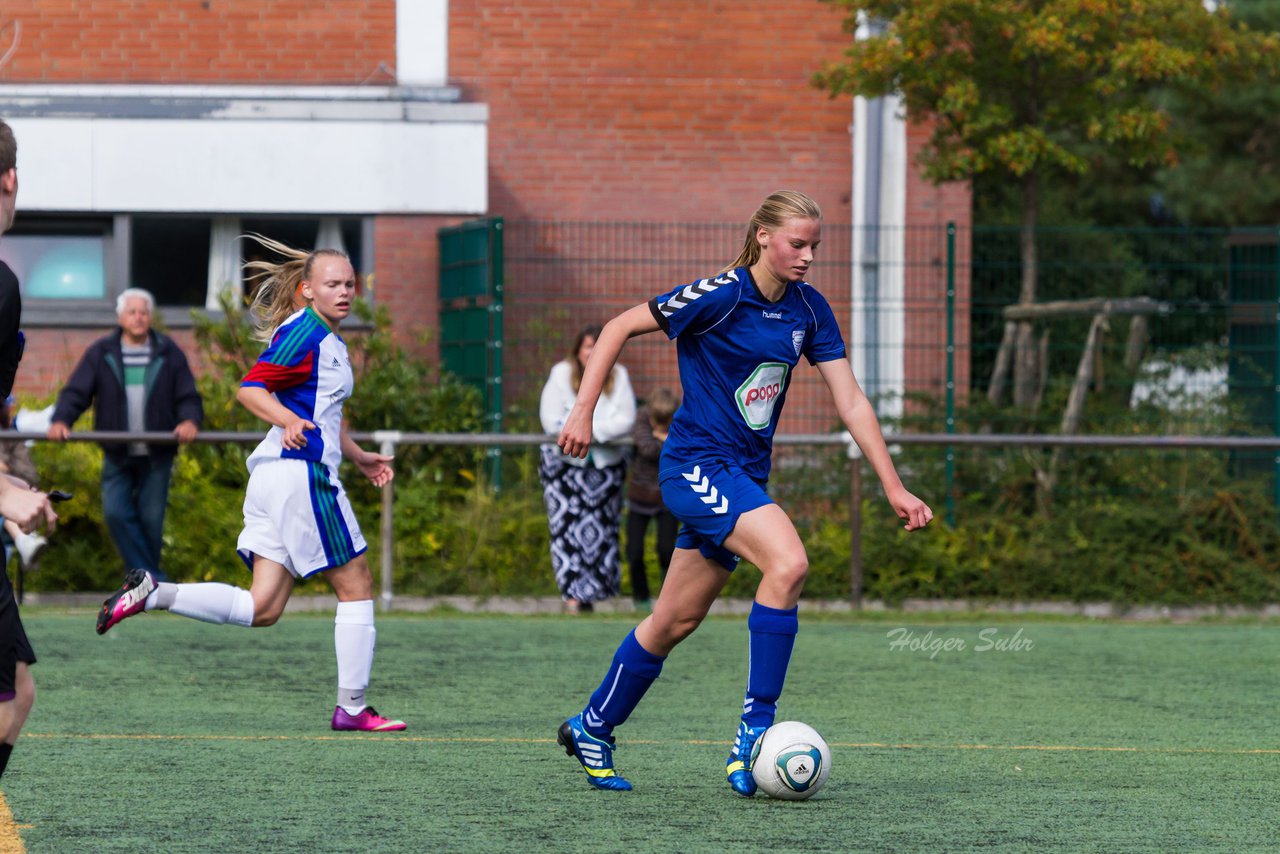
[
  {"xmin": 625, "ymin": 508, "xmax": 677, "ymax": 602},
  {"xmin": 101, "ymin": 454, "xmax": 174, "ymax": 581}
]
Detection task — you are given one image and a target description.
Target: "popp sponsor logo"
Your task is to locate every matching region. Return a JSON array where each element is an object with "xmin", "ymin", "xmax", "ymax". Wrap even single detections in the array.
[
  {"xmin": 735, "ymin": 362, "xmax": 788, "ymax": 430},
  {"xmin": 744, "ymin": 383, "xmax": 781, "ymax": 406}
]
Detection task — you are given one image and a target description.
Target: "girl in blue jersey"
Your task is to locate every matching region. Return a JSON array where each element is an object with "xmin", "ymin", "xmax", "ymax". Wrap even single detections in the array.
[
  {"xmin": 556, "ymin": 190, "xmax": 933, "ymax": 794},
  {"xmin": 96, "ymin": 236, "xmax": 407, "ymax": 733}
]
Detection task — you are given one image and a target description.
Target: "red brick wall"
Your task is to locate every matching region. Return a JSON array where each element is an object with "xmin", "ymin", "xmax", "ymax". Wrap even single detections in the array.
[
  {"xmin": 0, "ymin": 1, "xmax": 396, "ymax": 84},
  {"xmin": 374, "ymin": 214, "xmax": 473, "ymax": 362},
  {"xmin": 5, "ymin": 0, "xmax": 973, "ymax": 419},
  {"xmin": 450, "ymin": 0, "xmax": 858, "ymax": 223},
  {"xmin": 904, "ymin": 122, "xmax": 973, "ymax": 402},
  {"xmin": 452, "ymin": 0, "xmax": 971, "ymax": 419}
]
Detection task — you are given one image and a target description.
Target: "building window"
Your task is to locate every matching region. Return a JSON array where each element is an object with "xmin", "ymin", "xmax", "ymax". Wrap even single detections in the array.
[
  {"xmin": 0, "ymin": 216, "xmax": 112, "ymax": 301},
  {"xmin": 131, "ymin": 216, "xmax": 212, "ymax": 307},
  {"xmin": 0, "ymin": 213, "xmax": 369, "ymax": 319}
]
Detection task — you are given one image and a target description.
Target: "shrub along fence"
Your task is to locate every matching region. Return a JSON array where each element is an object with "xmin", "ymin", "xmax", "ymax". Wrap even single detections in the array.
[{"xmin": 10, "ymin": 429, "xmax": 1280, "ymax": 609}]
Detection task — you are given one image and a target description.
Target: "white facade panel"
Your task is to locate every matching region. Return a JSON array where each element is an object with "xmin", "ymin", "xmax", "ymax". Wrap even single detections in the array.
[
  {"xmin": 10, "ymin": 115, "xmax": 486, "ymax": 215},
  {"xmin": 397, "ymin": 0, "xmax": 449, "ymax": 86}
]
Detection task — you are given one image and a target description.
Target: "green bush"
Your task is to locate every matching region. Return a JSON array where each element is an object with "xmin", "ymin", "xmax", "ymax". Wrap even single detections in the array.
[{"xmin": 16, "ymin": 299, "xmax": 1280, "ymax": 605}]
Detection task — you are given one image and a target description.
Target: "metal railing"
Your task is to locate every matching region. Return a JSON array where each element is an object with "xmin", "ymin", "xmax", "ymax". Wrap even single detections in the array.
[{"xmin": 10, "ymin": 428, "xmax": 1280, "ymax": 609}]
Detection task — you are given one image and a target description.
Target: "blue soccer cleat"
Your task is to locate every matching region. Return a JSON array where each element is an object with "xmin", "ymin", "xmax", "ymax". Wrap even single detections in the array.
[
  {"xmin": 726, "ymin": 721, "xmax": 769, "ymax": 797},
  {"xmin": 557, "ymin": 714, "xmax": 633, "ymax": 791}
]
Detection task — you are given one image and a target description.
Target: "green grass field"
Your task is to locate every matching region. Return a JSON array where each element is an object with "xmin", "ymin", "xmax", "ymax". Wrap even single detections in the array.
[{"xmin": 3, "ymin": 609, "xmax": 1277, "ymax": 852}]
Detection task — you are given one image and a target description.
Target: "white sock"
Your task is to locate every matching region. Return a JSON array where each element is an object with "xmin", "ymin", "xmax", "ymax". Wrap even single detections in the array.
[
  {"xmin": 335, "ymin": 600, "xmax": 376, "ymax": 714},
  {"xmin": 146, "ymin": 583, "xmax": 255, "ymax": 627}
]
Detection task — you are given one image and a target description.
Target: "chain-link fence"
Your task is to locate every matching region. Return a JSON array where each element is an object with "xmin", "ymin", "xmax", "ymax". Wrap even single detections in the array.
[{"xmin": 11, "ymin": 223, "xmax": 1280, "ymax": 604}]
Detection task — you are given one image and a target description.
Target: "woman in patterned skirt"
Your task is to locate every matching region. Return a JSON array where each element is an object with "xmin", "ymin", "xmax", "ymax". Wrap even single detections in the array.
[{"xmin": 539, "ymin": 324, "xmax": 636, "ymax": 612}]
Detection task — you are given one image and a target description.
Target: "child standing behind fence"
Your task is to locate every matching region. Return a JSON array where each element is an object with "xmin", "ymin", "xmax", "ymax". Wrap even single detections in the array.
[{"xmin": 625, "ymin": 388, "xmax": 679, "ymax": 610}]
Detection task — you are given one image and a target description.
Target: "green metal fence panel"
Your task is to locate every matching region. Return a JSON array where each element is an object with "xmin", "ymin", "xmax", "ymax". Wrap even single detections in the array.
[
  {"xmin": 438, "ymin": 217, "xmax": 505, "ymax": 483},
  {"xmin": 1224, "ymin": 233, "xmax": 1280, "ymax": 495},
  {"xmin": 438, "ymin": 217, "xmax": 504, "ymax": 427}
]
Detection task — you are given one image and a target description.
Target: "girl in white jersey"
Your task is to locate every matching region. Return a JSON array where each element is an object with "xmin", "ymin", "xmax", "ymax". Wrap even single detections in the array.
[
  {"xmin": 97, "ymin": 236, "xmax": 406, "ymax": 733},
  {"xmin": 556, "ymin": 191, "xmax": 933, "ymax": 793}
]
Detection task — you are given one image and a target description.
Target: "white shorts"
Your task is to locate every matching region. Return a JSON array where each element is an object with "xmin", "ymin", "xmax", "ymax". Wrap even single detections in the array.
[{"xmin": 236, "ymin": 458, "xmax": 367, "ymax": 579}]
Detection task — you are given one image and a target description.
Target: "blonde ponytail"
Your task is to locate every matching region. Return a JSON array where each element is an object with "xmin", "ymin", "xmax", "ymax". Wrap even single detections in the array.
[{"xmin": 242, "ymin": 234, "xmax": 349, "ymax": 342}]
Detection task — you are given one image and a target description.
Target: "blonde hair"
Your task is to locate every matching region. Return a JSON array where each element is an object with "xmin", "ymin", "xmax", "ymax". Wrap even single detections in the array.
[
  {"xmin": 568, "ymin": 323, "xmax": 615, "ymax": 396},
  {"xmin": 723, "ymin": 190, "xmax": 823, "ymax": 273},
  {"xmin": 243, "ymin": 234, "xmax": 350, "ymax": 342}
]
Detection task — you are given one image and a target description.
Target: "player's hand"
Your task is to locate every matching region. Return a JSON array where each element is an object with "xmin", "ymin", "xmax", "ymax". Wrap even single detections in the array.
[
  {"xmin": 173, "ymin": 420, "xmax": 199, "ymax": 444},
  {"xmin": 47, "ymin": 421, "xmax": 71, "ymax": 441},
  {"xmin": 557, "ymin": 404, "xmax": 593, "ymax": 459},
  {"xmin": 0, "ymin": 482, "xmax": 57, "ymax": 534},
  {"xmin": 355, "ymin": 451, "xmax": 394, "ymax": 487},
  {"xmin": 280, "ymin": 418, "xmax": 316, "ymax": 450},
  {"xmin": 888, "ymin": 487, "xmax": 933, "ymax": 532}
]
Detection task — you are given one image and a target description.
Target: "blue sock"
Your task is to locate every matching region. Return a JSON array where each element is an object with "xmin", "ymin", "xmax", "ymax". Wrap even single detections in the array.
[
  {"xmin": 742, "ymin": 601, "xmax": 799, "ymax": 729},
  {"xmin": 581, "ymin": 630, "xmax": 666, "ymax": 738}
]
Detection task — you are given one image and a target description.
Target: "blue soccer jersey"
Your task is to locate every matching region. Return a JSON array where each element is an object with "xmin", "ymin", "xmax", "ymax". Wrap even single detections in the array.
[{"xmin": 648, "ymin": 266, "xmax": 846, "ymax": 482}]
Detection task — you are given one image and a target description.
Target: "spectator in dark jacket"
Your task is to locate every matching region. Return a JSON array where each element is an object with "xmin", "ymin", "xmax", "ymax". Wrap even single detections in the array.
[
  {"xmin": 48, "ymin": 288, "xmax": 203, "ymax": 581},
  {"xmin": 625, "ymin": 387, "xmax": 679, "ymax": 610}
]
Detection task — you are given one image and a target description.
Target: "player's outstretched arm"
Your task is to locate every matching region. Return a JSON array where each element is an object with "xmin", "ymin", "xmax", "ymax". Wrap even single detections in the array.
[
  {"xmin": 558, "ymin": 303, "xmax": 659, "ymax": 459},
  {"xmin": 816, "ymin": 359, "xmax": 933, "ymax": 531}
]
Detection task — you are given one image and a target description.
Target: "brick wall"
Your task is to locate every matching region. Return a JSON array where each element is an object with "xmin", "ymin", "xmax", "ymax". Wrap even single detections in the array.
[
  {"xmin": 450, "ymin": 0, "xmax": 858, "ymax": 223},
  {"xmin": 0, "ymin": 1, "xmax": 396, "ymax": 84},
  {"xmin": 452, "ymin": 1, "xmax": 970, "ymax": 423},
  {"xmin": 903, "ymin": 122, "xmax": 973, "ymax": 404},
  {"xmin": 4, "ymin": 0, "xmax": 973, "ymax": 423},
  {"xmin": 374, "ymin": 214, "xmax": 472, "ymax": 363}
]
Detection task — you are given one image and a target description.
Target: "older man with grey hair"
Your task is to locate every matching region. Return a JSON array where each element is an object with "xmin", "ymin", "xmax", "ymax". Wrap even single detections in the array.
[{"xmin": 49, "ymin": 287, "xmax": 203, "ymax": 582}]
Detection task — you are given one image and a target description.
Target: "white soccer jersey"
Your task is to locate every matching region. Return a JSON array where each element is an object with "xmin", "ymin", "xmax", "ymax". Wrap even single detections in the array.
[{"xmin": 240, "ymin": 306, "xmax": 353, "ymax": 473}]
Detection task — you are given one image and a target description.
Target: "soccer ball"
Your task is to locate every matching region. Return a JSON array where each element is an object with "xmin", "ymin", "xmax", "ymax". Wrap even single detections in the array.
[{"xmin": 750, "ymin": 721, "xmax": 831, "ymax": 800}]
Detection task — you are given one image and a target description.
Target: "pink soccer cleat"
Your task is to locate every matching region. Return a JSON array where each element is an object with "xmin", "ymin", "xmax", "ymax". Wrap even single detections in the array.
[
  {"xmin": 96, "ymin": 568, "xmax": 156, "ymax": 635},
  {"xmin": 331, "ymin": 706, "xmax": 407, "ymax": 732}
]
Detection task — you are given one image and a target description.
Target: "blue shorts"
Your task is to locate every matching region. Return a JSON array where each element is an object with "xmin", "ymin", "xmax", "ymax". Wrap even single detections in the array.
[{"xmin": 660, "ymin": 460, "xmax": 773, "ymax": 571}]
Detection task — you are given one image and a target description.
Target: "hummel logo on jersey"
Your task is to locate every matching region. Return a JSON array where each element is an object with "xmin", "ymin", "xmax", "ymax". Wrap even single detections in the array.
[
  {"xmin": 762, "ymin": 310, "xmax": 782, "ymax": 320},
  {"xmin": 681, "ymin": 465, "xmax": 729, "ymax": 514},
  {"xmin": 658, "ymin": 269, "xmax": 738, "ymax": 318}
]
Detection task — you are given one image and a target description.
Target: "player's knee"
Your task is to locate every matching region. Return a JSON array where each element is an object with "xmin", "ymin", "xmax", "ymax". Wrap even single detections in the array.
[
  {"xmin": 656, "ymin": 611, "xmax": 705, "ymax": 649},
  {"xmin": 773, "ymin": 551, "xmax": 809, "ymax": 596},
  {"xmin": 671, "ymin": 613, "xmax": 702, "ymax": 643}
]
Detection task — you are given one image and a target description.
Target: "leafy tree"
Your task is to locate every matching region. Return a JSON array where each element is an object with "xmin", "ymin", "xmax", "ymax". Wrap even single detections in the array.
[
  {"xmin": 814, "ymin": 0, "xmax": 1279, "ymax": 407},
  {"xmin": 1155, "ymin": 0, "xmax": 1280, "ymax": 226}
]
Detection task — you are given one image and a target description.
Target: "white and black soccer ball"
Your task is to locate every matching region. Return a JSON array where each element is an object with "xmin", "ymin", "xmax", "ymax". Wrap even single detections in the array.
[{"xmin": 750, "ymin": 721, "xmax": 831, "ymax": 800}]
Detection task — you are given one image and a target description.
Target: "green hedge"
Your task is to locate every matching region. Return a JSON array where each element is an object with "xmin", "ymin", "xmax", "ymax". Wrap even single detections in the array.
[{"xmin": 15, "ymin": 303, "xmax": 1280, "ymax": 605}]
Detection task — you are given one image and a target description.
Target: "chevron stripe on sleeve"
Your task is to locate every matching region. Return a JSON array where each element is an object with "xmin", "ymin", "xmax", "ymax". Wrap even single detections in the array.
[{"xmin": 657, "ymin": 268, "xmax": 738, "ymax": 319}]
